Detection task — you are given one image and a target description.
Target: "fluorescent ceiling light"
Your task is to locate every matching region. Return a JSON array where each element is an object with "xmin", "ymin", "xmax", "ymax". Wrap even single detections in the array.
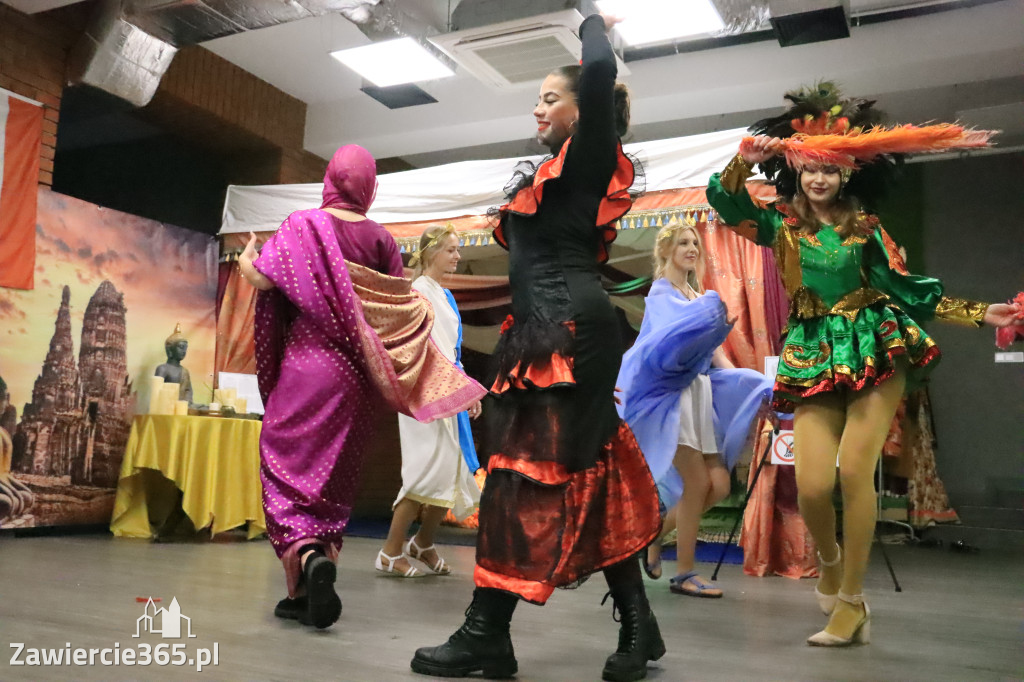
[
  {"xmin": 596, "ymin": 0, "xmax": 725, "ymax": 46},
  {"xmin": 330, "ymin": 37, "xmax": 454, "ymax": 88}
]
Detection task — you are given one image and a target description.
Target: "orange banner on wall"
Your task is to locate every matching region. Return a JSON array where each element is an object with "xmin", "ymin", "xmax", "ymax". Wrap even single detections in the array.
[{"xmin": 0, "ymin": 92, "xmax": 43, "ymax": 290}]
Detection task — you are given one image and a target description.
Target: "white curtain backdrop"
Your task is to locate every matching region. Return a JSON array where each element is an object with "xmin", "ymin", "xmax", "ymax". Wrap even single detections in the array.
[{"xmin": 219, "ymin": 127, "xmax": 757, "ymax": 234}]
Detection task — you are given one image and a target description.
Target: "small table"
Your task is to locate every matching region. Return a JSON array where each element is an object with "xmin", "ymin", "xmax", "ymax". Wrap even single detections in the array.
[{"xmin": 110, "ymin": 415, "xmax": 266, "ymax": 540}]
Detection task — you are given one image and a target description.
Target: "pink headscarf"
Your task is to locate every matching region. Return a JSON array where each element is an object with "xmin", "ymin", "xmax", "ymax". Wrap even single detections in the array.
[{"xmin": 320, "ymin": 144, "xmax": 378, "ymax": 214}]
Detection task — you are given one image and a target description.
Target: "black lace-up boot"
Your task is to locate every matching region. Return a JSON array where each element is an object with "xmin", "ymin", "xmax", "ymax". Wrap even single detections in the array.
[
  {"xmin": 411, "ymin": 588, "xmax": 519, "ymax": 678},
  {"xmin": 600, "ymin": 585, "xmax": 666, "ymax": 682}
]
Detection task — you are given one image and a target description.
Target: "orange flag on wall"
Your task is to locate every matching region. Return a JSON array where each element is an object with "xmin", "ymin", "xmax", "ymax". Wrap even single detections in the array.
[{"xmin": 0, "ymin": 91, "xmax": 43, "ymax": 290}]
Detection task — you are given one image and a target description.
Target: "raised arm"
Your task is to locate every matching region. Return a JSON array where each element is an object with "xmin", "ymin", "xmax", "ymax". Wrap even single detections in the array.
[
  {"xmin": 239, "ymin": 232, "xmax": 275, "ymax": 291},
  {"xmin": 563, "ymin": 14, "xmax": 620, "ymax": 191},
  {"xmin": 706, "ymin": 136, "xmax": 787, "ymax": 247}
]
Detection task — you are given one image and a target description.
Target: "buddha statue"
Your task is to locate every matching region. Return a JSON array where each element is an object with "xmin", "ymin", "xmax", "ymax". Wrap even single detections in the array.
[{"xmin": 155, "ymin": 323, "xmax": 194, "ymax": 406}]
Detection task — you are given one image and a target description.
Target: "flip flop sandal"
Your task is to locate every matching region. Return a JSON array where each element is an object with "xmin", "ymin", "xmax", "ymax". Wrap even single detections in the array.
[{"xmin": 669, "ymin": 571, "xmax": 723, "ymax": 599}]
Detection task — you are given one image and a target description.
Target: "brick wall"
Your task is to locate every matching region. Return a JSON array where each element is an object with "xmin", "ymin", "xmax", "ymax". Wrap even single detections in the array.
[
  {"xmin": 144, "ymin": 46, "xmax": 326, "ymax": 184},
  {"xmin": 157, "ymin": 46, "xmax": 307, "ymax": 154},
  {"xmin": 0, "ymin": 5, "xmax": 326, "ymax": 189},
  {"xmin": 0, "ymin": 6, "xmax": 79, "ymax": 187},
  {"xmin": 279, "ymin": 147, "xmax": 328, "ymax": 185}
]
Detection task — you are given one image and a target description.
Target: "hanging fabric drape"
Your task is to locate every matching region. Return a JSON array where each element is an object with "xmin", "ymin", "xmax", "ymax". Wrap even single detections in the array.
[
  {"xmin": 737, "ymin": 239, "xmax": 819, "ymax": 579},
  {"xmin": 213, "ymin": 184, "xmax": 779, "ymax": 392},
  {"xmin": 215, "ymin": 264, "xmax": 259, "ymax": 376},
  {"xmin": 700, "ymin": 219, "xmax": 773, "ymax": 371}
]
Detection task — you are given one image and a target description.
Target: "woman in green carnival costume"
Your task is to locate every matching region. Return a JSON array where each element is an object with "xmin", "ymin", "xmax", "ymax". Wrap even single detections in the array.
[{"xmin": 706, "ymin": 83, "xmax": 1022, "ymax": 646}]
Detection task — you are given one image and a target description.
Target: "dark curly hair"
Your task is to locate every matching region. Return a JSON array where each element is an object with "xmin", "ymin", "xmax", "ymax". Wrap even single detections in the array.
[{"xmin": 550, "ymin": 65, "xmax": 631, "ymax": 138}]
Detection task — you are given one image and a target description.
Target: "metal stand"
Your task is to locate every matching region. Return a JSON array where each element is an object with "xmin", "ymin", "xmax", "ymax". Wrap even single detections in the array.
[
  {"xmin": 876, "ymin": 455, "xmax": 916, "ymax": 540},
  {"xmin": 709, "ymin": 426, "xmax": 909, "ymax": 592},
  {"xmin": 875, "ymin": 455, "xmax": 910, "ymax": 592},
  {"xmin": 711, "ymin": 429, "xmax": 774, "ymax": 581}
]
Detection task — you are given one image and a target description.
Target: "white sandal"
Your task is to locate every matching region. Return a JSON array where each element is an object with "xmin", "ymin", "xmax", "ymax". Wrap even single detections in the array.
[
  {"xmin": 807, "ymin": 591, "xmax": 871, "ymax": 647},
  {"xmin": 814, "ymin": 543, "xmax": 842, "ymax": 615},
  {"xmin": 375, "ymin": 549, "xmax": 423, "ymax": 578},
  {"xmin": 405, "ymin": 537, "xmax": 451, "ymax": 575}
]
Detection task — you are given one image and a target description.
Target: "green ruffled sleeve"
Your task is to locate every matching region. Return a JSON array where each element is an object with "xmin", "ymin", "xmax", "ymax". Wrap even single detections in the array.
[
  {"xmin": 706, "ymin": 155, "xmax": 782, "ymax": 247},
  {"xmin": 866, "ymin": 226, "xmax": 987, "ymax": 327}
]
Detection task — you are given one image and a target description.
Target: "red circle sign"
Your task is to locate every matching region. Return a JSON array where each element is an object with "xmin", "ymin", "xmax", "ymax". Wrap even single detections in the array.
[{"xmin": 772, "ymin": 432, "xmax": 795, "ymax": 464}]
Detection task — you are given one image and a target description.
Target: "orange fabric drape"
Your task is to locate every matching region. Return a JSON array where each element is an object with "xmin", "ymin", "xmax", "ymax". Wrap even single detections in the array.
[
  {"xmin": 698, "ymin": 220, "xmax": 773, "ymax": 372},
  {"xmin": 215, "ymin": 264, "xmax": 258, "ymax": 376},
  {"xmin": 0, "ymin": 96, "xmax": 43, "ymax": 290},
  {"xmin": 740, "ymin": 426, "xmax": 818, "ymax": 579}
]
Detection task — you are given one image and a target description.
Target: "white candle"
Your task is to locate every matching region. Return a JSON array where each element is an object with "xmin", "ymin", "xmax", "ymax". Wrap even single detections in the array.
[
  {"xmin": 174, "ymin": 400, "xmax": 189, "ymax": 416},
  {"xmin": 159, "ymin": 384, "xmax": 179, "ymax": 415},
  {"xmin": 148, "ymin": 376, "xmax": 165, "ymax": 414}
]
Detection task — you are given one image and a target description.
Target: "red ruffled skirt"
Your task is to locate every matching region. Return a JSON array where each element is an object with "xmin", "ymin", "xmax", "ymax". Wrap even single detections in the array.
[{"xmin": 476, "ymin": 335, "xmax": 660, "ymax": 604}]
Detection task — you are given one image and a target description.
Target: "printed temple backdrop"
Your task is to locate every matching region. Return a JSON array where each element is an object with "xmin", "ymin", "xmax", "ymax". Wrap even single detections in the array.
[{"xmin": 0, "ymin": 187, "xmax": 217, "ymax": 528}]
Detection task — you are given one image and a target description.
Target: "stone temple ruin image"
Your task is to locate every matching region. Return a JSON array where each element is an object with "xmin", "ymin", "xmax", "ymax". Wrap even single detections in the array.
[{"xmin": 2, "ymin": 281, "xmax": 134, "ymax": 527}]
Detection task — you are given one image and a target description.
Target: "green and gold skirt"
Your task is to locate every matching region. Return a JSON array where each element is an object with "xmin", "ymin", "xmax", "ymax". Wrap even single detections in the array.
[{"xmin": 774, "ymin": 301, "xmax": 940, "ymax": 412}]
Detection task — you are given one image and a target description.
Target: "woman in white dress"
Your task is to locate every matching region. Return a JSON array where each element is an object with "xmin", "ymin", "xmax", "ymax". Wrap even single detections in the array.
[
  {"xmin": 376, "ymin": 225, "xmax": 483, "ymax": 578},
  {"xmin": 618, "ymin": 221, "xmax": 772, "ymax": 598}
]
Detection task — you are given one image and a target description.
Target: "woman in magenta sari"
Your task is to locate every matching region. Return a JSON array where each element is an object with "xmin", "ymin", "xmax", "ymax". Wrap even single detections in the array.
[{"xmin": 238, "ymin": 145, "xmax": 485, "ymax": 630}]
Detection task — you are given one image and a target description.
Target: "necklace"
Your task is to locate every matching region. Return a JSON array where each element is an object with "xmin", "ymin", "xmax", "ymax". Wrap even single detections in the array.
[{"xmin": 669, "ymin": 279, "xmax": 698, "ymax": 300}]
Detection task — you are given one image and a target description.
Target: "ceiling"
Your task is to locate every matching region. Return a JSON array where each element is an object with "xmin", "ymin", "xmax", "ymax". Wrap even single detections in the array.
[
  {"xmin": 12, "ymin": 1, "xmax": 1023, "ymax": 168},
  {"xmin": 197, "ymin": 0, "xmax": 1024, "ymax": 167}
]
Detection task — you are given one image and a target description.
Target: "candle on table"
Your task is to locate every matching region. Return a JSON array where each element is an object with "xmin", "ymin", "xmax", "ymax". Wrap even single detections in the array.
[
  {"xmin": 148, "ymin": 376, "xmax": 165, "ymax": 414},
  {"xmin": 159, "ymin": 384, "xmax": 179, "ymax": 415}
]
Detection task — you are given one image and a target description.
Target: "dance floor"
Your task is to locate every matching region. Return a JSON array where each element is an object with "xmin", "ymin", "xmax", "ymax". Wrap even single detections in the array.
[{"xmin": 0, "ymin": 532, "xmax": 1019, "ymax": 681}]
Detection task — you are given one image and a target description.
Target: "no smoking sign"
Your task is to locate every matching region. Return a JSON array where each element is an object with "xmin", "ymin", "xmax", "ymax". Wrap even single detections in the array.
[{"xmin": 770, "ymin": 430, "xmax": 795, "ymax": 465}]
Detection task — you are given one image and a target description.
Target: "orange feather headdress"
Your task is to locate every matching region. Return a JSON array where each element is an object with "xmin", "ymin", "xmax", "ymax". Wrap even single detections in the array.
[{"xmin": 744, "ymin": 82, "xmax": 997, "ymax": 206}]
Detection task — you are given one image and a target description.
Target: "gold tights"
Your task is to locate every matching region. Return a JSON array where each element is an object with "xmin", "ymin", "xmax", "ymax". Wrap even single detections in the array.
[{"xmin": 793, "ymin": 365, "xmax": 906, "ymax": 597}]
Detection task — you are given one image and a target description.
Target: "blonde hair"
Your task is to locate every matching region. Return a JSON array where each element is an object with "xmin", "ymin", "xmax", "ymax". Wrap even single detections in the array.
[
  {"xmin": 653, "ymin": 219, "xmax": 705, "ymax": 294},
  {"xmin": 410, "ymin": 223, "xmax": 458, "ymax": 274}
]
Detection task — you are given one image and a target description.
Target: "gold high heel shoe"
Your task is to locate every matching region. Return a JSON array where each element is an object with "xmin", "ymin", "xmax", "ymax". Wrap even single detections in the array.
[
  {"xmin": 814, "ymin": 543, "xmax": 842, "ymax": 615},
  {"xmin": 807, "ymin": 591, "xmax": 870, "ymax": 647}
]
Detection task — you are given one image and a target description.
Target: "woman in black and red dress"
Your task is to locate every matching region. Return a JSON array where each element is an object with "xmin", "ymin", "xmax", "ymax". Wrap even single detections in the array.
[{"xmin": 411, "ymin": 13, "xmax": 663, "ymax": 682}]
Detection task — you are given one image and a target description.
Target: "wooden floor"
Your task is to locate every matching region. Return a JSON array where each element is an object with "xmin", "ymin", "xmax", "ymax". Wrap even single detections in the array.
[{"xmin": 1, "ymin": 532, "xmax": 1020, "ymax": 681}]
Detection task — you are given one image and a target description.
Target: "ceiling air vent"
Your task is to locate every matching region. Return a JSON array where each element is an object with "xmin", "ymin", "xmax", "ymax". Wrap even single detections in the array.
[
  {"xmin": 768, "ymin": 0, "xmax": 850, "ymax": 47},
  {"xmin": 429, "ymin": 9, "xmax": 628, "ymax": 90}
]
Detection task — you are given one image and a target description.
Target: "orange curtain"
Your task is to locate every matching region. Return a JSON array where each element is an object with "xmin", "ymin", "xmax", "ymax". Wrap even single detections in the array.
[
  {"xmin": 714, "ymin": 205, "xmax": 820, "ymax": 580},
  {"xmin": 0, "ymin": 96, "xmax": 43, "ymax": 290},
  {"xmin": 740, "ymin": 426, "xmax": 818, "ymax": 579},
  {"xmin": 214, "ymin": 232, "xmax": 273, "ymax": 378},
  {"xmin": 698, "ymin": 220, "xmax": 773, "ymax": 372},
  {"xmin": 214, "ymin": 264, "xmax": 258, "ymax": 376}
]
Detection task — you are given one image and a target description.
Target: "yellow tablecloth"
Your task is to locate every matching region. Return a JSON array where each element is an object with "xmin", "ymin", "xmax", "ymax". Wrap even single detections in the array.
[{"xmin": 110, "ymin": 414, "xmax": 266, "ymax": 539}]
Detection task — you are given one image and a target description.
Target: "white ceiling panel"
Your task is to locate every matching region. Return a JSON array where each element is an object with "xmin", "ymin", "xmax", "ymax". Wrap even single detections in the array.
[{"xmin": 201, "ymin": 1, "xmax": 1024, "ymax": 163}]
